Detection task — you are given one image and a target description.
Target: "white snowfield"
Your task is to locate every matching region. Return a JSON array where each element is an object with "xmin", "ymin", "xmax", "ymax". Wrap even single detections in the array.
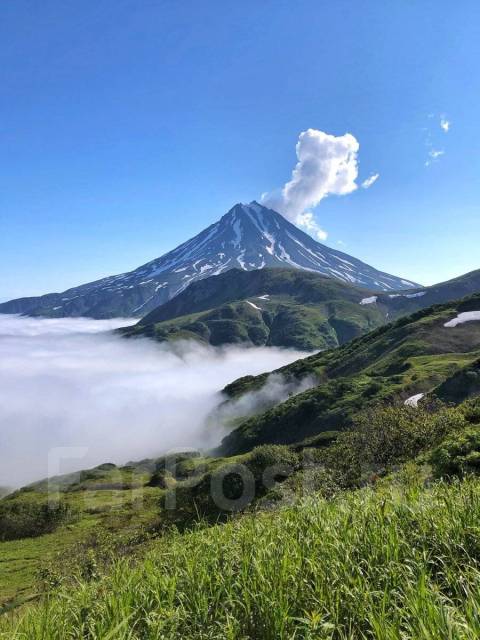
[
  {"xmin": 246, "ymin": 301, "xmax": 262, "ymax": 311},
  {"xmin": 360, "ymin": 296, "xmax": 378, "ymax": 305},
  {"xmin": 444, "ymin": 311, "xmax": 480, "ymax": 328},
  {"xmin": 405, "ymin": 393, "xmax": 425, "ymax": 407},
  {"xmin": 389, "ymin": 291, "xmax": 427, "ymax": 299}
]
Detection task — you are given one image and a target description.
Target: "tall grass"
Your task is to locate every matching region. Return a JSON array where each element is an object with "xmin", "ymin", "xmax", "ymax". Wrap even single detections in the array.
[{"xmin": 2, "ymin": 478, "xmax": 480, "ymax": 639}]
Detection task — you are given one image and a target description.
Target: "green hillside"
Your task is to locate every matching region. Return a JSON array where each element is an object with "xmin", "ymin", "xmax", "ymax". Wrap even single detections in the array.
[
  {"xmin": 122, "ymin": 268, "xmax": 387, "ymax": 350},
  {"xmin": 122, "ymin": 267, "xmax": 480, "ymax": 350},
  {"xmin": 2, "ymin": 378, "xmax": 480, "ymax": 636},
  {"xmin": 2, "ymin": 403, "xmax": 480, "ymax": 639},
  {"xmin": 219, "ymin": 294, "xmax": 480, "ymax": 454}
]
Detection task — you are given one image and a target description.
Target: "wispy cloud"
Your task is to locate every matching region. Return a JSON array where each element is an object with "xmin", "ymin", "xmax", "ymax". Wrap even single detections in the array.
[
  {"xmin": 440, "ymin": 117, "xmax": 450, "ymax": 133},
  {"xmin": 361, "ymin": 173, "xmax": 379, "ymax": 189},
  {"xmin": 262, "ymin": 128, "xmax": 360, "ymax": 240},
  {"xmin": 425, "ymin": 148, "xmax": 445, "ymax": 167},
  {"xmin": 424, "ymin": 112, "xmax": 450, "ymax": 166}
]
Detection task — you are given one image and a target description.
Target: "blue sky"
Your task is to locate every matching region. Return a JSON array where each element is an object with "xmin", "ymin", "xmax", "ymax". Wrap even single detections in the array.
[{"xmin": 1, "ymin": 0, "xmax": 479, "ymax": 299}]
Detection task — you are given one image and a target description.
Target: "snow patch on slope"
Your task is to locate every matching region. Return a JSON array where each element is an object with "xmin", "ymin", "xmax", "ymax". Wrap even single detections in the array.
[
  {"xmin": 444, "ymin": 311, "xmax": 480, "ymax": 328},
  {"xmin": 405, "ymin": 393, "xmax": 425, "ymax": 407}
]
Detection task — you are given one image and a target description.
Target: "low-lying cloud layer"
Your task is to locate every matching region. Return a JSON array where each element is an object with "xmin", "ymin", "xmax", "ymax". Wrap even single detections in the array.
[{"xmin": 0, "ymin": 316, "xmax": 309, "ymax": 488}]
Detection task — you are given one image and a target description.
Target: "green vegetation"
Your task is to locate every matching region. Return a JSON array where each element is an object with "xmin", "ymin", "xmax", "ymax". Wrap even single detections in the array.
[
  {"xmin": 161, "ymin": 445, "xmax": 299, "ymax": 526},
  {"xmin": 0, "ymin": 502, "xmax": 76, "ymax": 542},
  {"xmin": 220, "ymin": 295, "xmax": 480, "ymax": 454},
  {"xmin": 433, "ymin": 358, "xmax": 480, "ymax": 404},
  {"xmin": 120, "ymin": 266, "xmax": 480, "ymax": 349},
  {"xmin": 322, "ymin": 403, "xmax": 465, "ymax": 488},
  {"xmin": 0, "ymin": 463, "xmax": 164, "ymax": 604},
  {"xmin": 430, "ymin": 426, "xmax": 480, "ymax": 478},
  {"xmin": 2, "ymin": 476, "xmax": 480, "ymax": 638},
  {"xmin": 1, "ymin": 396, "xmax": 480, "ymax": 636},
  {"xmin": 123, "ymin": 268, "xmax": 386, "ymax": 350}
]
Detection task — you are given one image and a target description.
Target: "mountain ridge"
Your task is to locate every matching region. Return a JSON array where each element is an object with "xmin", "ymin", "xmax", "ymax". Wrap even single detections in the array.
[
  {"xmin": 122, "ymin": 268, "xmax": 386, "ymax": 350},
  {"xmin": 122, "ymin": 265, "xmax": 480, "ymax": 350},
  {"xmin": 0, "ymin": 202, "xmax": 419, "ymax": 319}
]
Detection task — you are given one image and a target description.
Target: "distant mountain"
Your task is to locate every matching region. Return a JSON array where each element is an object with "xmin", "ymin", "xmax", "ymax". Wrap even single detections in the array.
[
  {"xmin": 219, "ymin": 293, "xmax": 480, "ymax": 454},
  {"xmin": 371, "ymin": 268, "xmax": 480, "ymax": 320},
  {"xmin": 0, "ymin": 202, "xmax": 419, "ymax": 319},
  {"xmin": 122, "ymin": 268, "xmax": 386, "ymax": 350}
]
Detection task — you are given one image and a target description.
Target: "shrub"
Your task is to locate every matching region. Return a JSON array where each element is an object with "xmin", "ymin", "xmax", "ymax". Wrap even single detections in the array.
[
  {"xmin": 0, "ymin": 501, "xmax": 76, "ymax": 541},
  {"xmin": 430, "ymin": 426, "xmax": 480, "ymax": 478},
  {"xmin": 161, "ymin": 446, "xmax": 299, "ymax": 525},
  {"xmin": 461, "ymin": 397, "xmax": 480, "ymax": 424},
  {"xmin": 246, "ymin": 445, "xmax": 299, "ymax": 479},
  {"xmin": 147, "ymin": 470, "xmax": 175, "ymax": 489},
  {"xmin": 326, "ymin": 405, "xmax": 465, "ymax": 487},
  {"xmin": 362, "ymin": 381, "xmax": 383, "ymax": 397}
]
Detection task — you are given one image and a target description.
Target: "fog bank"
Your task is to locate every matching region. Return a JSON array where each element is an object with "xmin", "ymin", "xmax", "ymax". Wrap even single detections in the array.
[{"xmin": 0, "ymin": 315, "xmax": 309, "ymax": 487}]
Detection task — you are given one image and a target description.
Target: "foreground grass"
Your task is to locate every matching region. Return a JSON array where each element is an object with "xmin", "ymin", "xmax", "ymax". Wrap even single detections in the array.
[
  {"xmin": 2, "ymin": 477, "xmax": 480, "ymax": 639},
  {"xmin": 0, "ymin": 485, "xmax": 161, "ymax": 605}
]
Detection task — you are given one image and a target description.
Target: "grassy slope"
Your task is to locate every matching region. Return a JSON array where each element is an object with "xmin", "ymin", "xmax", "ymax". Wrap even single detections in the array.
[
  {"xmin": 122, "ymin": 267, "xmax": 480, "ymax": 350},
  {"xmin": 0, "ymin": 454, "xmax": 240, "ymax": 606},
  {"xmin": 123, "ymin": 268, "xmax": 386, "ymax": 350},
  {"xmin": 0, "ymin": 465, "xmax": 163, "ymax": 605},
  {"xmin": 2, "ymin": 477, "xmax": 480, "ymax": 639},
  {"xmin": 220, "ymin": 295, "xmax": 480, "ymax": 454}
]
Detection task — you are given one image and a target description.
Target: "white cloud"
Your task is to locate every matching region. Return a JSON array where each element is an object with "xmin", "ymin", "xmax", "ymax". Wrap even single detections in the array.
[
  {"xmin": 0, "ymin": 315, "xmax": 309, "ymax": 487},
  {"xmin": 425, "ymin": 148, "xmax": 445, "ymax": 166},
  {"xmin": 440, "ymin": 117, "xmax": 450, "ymax": 132},
  {"xmin": 262, "ymin": 128, "xmax": 360, "ymax": 240},
  {"xmin": 361, "ymin": 173, "xmax": 379, "ymax": 189},
  {"xmin": 423, "ymin": 113, "xmax": 450, "ymax": 165}
]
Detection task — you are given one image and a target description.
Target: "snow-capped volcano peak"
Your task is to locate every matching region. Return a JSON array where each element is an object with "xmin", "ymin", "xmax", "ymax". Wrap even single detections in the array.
[{"xmin": 0, "ymin": 202, "xmax": 420, "ymax": 318}]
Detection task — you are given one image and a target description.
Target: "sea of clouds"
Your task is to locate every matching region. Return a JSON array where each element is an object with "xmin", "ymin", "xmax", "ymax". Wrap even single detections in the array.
[{"xmin": 0, "ymin": 315, "xmax": 310, "ymax": 488}]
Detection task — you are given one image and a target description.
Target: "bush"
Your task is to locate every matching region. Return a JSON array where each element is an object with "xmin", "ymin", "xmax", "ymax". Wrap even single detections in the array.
[
  {"xmin": 0, "ymin": 501, "xmax": 76, "ymax": 541},
  {"xmin": 161, "ymin": 446, "xmax": 299, "ymax": 525},
  {"xmin": 246, "ymin": 445, "xmax": 299, "ymax": 479},
  {"xmin": 326, "ymin": 405, "xmax": 465, "ymax": 487},
  {"xmin": 430, "ymin": 426, "xmax": 480, "ymax": 478},
  {"xmin": 147, "ymin": 470, "xmax": 175, "ymax": 489},
  {"xmin": 461, "ymin": 397, "xmax": 480, "ymax": 424}
]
